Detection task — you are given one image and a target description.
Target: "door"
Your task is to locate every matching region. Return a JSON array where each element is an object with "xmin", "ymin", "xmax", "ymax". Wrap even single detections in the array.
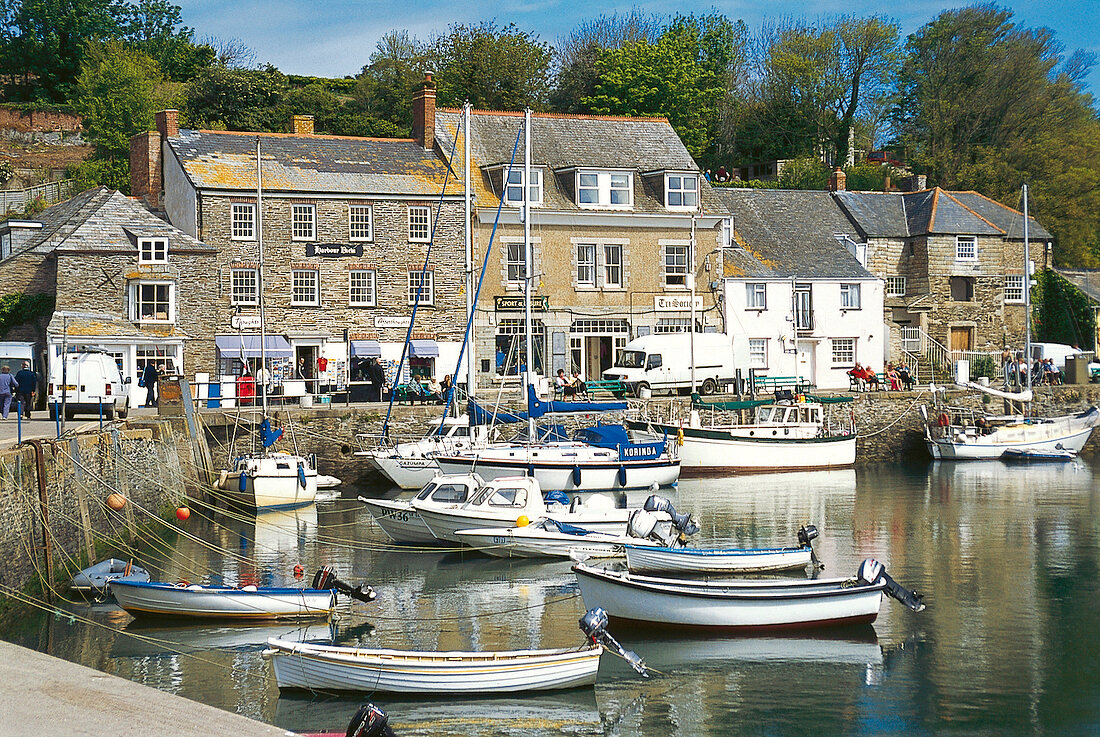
[
  {"xmin": 584, "ymin": 337, "xmax": 602, "ymax": 381},
  {"xmin": 796, "ymin": 342, "xmax": 816, "ymax": 388},
  {"xmin": 949, "ymin": 327, "xmax": 972, "ymax": 356}
]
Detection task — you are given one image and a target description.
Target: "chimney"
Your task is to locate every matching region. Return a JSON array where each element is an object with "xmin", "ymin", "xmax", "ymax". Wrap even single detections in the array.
[
  {"xmin": 156, "ymin": 109, "xmax": 178, "ymax": 139},
  {"xmin": 412, "ymin": 73, "xmax": 436, "ymax": 150},
  {"xmin": 829, "ymin": 167, "xmax": 846, "ymax": 192},
  {"xmin": 291, "ymin": 114, "xmax": 314, "ymax": 135},
  {"xmin": 883, "ymin": 174, "xmax": 891, "ymax": 192},
  {"xmin": 130, "ymin": 129, "xmax": 162, "ymax": 207}
]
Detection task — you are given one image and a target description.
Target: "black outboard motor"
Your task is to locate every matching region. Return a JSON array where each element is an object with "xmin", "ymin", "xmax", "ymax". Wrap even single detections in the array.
[
  {"xmin": 312, "ymin": 566, "xmax": 378, "ymax": 605},
  {"xmin": 798, "ymin": 524, "xmax": 824, "ymax": 570},
  {"xmin": 345, "ymin": 702, "xmax": 395, "ymax": 737},
  {"xmin": 857, "ymin": 559, "xmax": 926, "ymax": 612},
  {"xmin": 643, "ymin": 494, "xmax": 700, "ymax": 537},
  {"xmin": 579, "ymin": 607, "xmax": 648, "ymax": 677}
]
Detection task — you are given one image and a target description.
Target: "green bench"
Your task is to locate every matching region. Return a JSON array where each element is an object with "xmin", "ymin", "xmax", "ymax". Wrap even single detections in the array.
[
  {"xmin": 753, "ymin": 375, "xmax": 813, "ymax": 394},
  {"xmin": 389, "ymin": 382, "xmax": 441, "ymax": 404},
  {"xmin": 554, "ymin": 379, "xmax": 631, "ymax": 399}
]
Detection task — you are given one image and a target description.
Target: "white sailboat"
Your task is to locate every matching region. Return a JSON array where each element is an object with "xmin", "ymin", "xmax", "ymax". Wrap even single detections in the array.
[{"xmin": 923, "ymin": 184, "xmax": 1099, "ymax": 460}]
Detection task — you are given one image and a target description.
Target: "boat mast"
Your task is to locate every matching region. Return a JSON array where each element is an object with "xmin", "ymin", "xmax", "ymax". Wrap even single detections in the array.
[
  {"xmin": 464, "ymin": 102, "xmax": 476, "ymax": 396},
  {"xmin": 1023, "ymin": 183, "xmax": 1032, "ymax": 400},
  {"xmin": 524, "ymin": 108, "xmax": 535, "ymax": 439},
  {"xmin": 689, "ymin": 215, "xmax": 697, "ymax": 394},
  {"xmin": 256, "ymin": 137, "xmax": 269, "ymax": 421}
]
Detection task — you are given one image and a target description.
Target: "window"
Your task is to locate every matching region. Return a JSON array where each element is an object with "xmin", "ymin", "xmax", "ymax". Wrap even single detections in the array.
[
  {"xmin": 408, "ymin": 206, "xmax": 431, "ymax": 242},
  {"xmin": 291, "ymin": 269, "xmax": 319, "ymax": 305},
  {"xmin": 231, "ymin": 203, "xmax": 255, "ymax": 240},
  {"xmin": 722, "ymin": 218, "xmax": 735, "ymax": 247},
  {"xmin": 506, "ymin": 242, "xmax": 525, "ymax": 285},
  {"xmin": 138, "ymin": 237, "xmax": 168, "ymax": 263},
  {"xmin": 576, "ymin": 170, "xmax": 632, "ymax": 208},
  {"xmin": 576, "ymin": 244, "xmax": 595, "ymax": 287},
  {"xmin": 663, "ymin": 245, "xmax": 689, "ymax": 287},
  {"xmin": 504, "ymin": 167, "xmax": 542, "ymax": 206},
  {"xmin": 1, "ymin": 232, "xmax": 10, "ymax": 259},
  {"xmin": 956, "ymin": 235, "xmax": 977, "ymax": 261},
  {"xmin": 666, "ymin": 174, "xmax": 698, "ymax": 208},
  {"xmin": 408, "ymin": 270, "xmax": 434, "ymax": 305},
  {"xmin": 349, "ymin": 269, "xmax": 376, "ymax": 306},
  {"xmin": 748, "ymin": 338, "xmax": 767, "ymax": 367},
  {"xmin": 886, "ymin": 277, "xmax": 907, "ymax": 297},
  {"xmin": 832, "ymin": 338, "xmax": 855, "ymax": 365},
  {"xmin": 794, "ymin": 284, "xmax": 813, "ymax": 331},
  {"xmin": 1004, "ymin": 275, "xmax": 1025, "ymax": 303},
  {"xmin": 603, "ymin": 244, "xmax": 623, "ymax": 288},
  {"xmin": 950, "ymin": 276, "xmax": 974, "ymax": 302},
  {"xmin": 745, "ymin": 283, "xmax": 766, "ymax": 309},
  {"xmin": 840, "ymin": 283, "xmax": 861, "ymax": 309},
  {"xmin": 349, "ymin": 205, "xmax": 373, "ymax": 241},
  {"xmin": 230, "ymin": 268, "xmax": 259, "ymax": 305},
  {"xmin": 656, "ymin": 318, "xmax": 691, "ymax": 334},
  {"xmin": 130, "ymin": 281, "xmax": 173, "ymax": 322}
]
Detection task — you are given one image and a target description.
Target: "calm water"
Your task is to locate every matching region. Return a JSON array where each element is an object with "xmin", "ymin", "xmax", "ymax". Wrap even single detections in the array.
[{"xmin": 6, "ymin": 460, "xmax": 1100, "ymax": 736}]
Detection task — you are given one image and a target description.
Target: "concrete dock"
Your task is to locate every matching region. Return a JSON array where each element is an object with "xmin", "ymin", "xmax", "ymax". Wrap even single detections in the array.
[{"xmin": 1, "ymin": 640, "xmax": 292, "ymax": 737}]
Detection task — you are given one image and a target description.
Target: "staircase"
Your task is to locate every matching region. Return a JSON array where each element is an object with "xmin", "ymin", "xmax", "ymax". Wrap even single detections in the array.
[{"xmin": 900, "ymin": 327, "xmax": 956, "ymax": 385}]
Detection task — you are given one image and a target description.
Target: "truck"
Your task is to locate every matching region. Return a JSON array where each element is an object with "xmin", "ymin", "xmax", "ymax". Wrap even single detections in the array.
[
  {"xmin": 47, "ymin": 349, "xmax": 130, "ymax": 420},
  {"xmin": 602, "ymin": 332, "xmax": 738, "ymax": 397}
]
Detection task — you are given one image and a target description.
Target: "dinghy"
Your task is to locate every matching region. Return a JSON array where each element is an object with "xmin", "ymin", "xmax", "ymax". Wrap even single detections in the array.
[
  {"xmin": 109, "ymin": 567, "xmax": 376, "ymax": 621},
  {"xmin": 624, "ymin": 525, "xmax": 820, "ymax": 574},
  {"xmin": 71, "ymin": 558, "xmax": 150, "ymax": 595},
  {"xmin": 573, "ymin": 558, "xmax": 925, "ymax": 631},
  {"xmin": 262, "ymin": 606, "xmax": 646, "ymax": 694}
]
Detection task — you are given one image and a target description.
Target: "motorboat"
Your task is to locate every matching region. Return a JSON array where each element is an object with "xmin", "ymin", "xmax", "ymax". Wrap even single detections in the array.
[
  {"xmin": 359, "ymin": 474, "xmax": 483, "ymax": 545},
  {"xmin": 71, "ymin": 558, "xmax": 150, "ymax": 595},
  {"xmin": 356, "ymin": 415, "xmax": 499, "ymax": 490},
  {"xmin": 623, "ymin": 525, "xmax": 820, "ymax": 574},
  {"xmin": 573, "ymin": 558, "xmax": 925, "ymax": 631}
]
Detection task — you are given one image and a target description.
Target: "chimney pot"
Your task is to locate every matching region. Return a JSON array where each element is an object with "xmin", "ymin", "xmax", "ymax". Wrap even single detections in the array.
[{"xmin": 291, "ymin": 114, "xmax": 314, "ymax": 135}]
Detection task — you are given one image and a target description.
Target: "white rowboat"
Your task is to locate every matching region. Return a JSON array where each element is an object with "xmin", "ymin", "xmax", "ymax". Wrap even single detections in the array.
[
  {"xmin": 624, "ymin": 543, "xmax": 814, "ymax": 574},
  {"xmin": 109, "ymin": 581, "xmax": 337, "ymax": 620}
]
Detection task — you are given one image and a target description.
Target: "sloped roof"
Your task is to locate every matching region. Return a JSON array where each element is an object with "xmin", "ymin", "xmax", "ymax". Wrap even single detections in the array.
[
  {"xmin": 834, "ymin": 188, "xmax": 1040, "ymax": 239},
  {"xmin": 1054, "ymin": 269, "xmax": 1100, "ymax": 305},
  {"xmin": 8, "ymin": 187, "xmax": 214, "ymax": 257},
  {"xmin": 949, "ymin": 191, "xmax": 1053, "ymax": 240},
  {"xmin": 168, "ymin": 129, "xmax": 463, "ymax": 196},
  {"xmin": 712, "ymin": 188, "xmax": 874, "ymax": 280},
  {"xmin": 434, "ymin": 109, "xmax": 716, "ymax": 214}
]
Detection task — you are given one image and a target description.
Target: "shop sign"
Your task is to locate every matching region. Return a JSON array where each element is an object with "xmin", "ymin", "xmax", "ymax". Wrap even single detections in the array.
[
  {"xmin": 654, "ymin": 295, "xmax": 702, "ymax": 311},
  {"xmin": 375, "ymin": 316, "xmax": 410, "ymax": 329},
  {"xmin": 231, "ymin": 314, "xmax": 261, "ymax": 329},
  {"xmin": 495, "ymin": 295, "xmax": 548, "ymax": 311},
  {"xmin": 306, "ymin": 243, "xmax": 363, "ymax": 258}
]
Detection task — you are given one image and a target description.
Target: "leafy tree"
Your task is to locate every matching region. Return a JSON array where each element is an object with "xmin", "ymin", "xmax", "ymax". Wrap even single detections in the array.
[
  {"xmin": 0, "ymin": 292, "xmax": 54, "ymax": 338},
  {"xmin": 776, "ymin": 155, "xmax": 831, "ymax": 189},
  {"xmin": 120, "ymin": 0, "xmax": 214, "ymax": 81},
  {"xmin": 69, "ymin": 156, "xmax": 130, "ymax": 192},
  {"xmin": 354, "ymin": 29, "xmax": 426, "ymax": 132},
  {"xmin": 75, "ymin": 40, "xmax": 165, "ymax": 158},
  {"xmin": 183, "ymin": 64, "xmax": 289, "ymax": 131},
  {"xmin": 1032, "ymin": 269, "xmax": 1096, "ymax": 349}
]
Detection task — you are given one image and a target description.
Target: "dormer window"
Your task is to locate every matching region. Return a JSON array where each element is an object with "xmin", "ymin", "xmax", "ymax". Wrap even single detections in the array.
[
  {"xmin": 138, "ymin": 237, "xmax": 168, "ymax": 264},
  {"xmin": 665, "ymin": 173, "xmax": 698, "ymax": 209},
  {"xmin": 576, "ymin": 169, "xmax": 632, "ymax": 208},
  {"xmin": 504, "ymin": 167, "xmax": 543, "ymax": 207}
]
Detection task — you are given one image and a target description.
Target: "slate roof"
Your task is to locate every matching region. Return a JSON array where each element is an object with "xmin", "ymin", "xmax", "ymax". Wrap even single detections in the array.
[
  {"xmin": 434, "ymin": 109, "xmax": 717, "ymax": 214},
  {"xmin": 712, "ymin": 188, "xmax": 874, "ymax": 280},
  {"xmin": 949, "ymin": 191, "xmax": 1053, "ymax": 240},
  {"xmin": 834, "ymin": 188, "xmax": 1046, "ymax": 239},
  {"xmin": 7, "ymin": 187, "xmax": 214, "ymax": 257},
  {"xmin": 167, "ymin": 130, "xmax": 463, "ymax": 196},
  {"xmin": 1053, "ymin": 269, "xmax": 1100, "ymax": 305}
]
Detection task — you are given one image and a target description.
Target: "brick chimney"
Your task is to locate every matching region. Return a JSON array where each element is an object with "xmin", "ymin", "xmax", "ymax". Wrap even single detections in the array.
[
  {"xmin": 828, "ymin": 167, "xmax": 846, "ymax": 192},
  {"xmin": 412, "ymin": 73, "xmax": 436, "ymax": 150},
  {"xmin": 291, "ymin": 114, "xmax": 314, "ymax": 135},
  {"xmin": 156, "ymin": 109, "xmax": 178, "ymax": 139},
  {"xmin": 129, "ymin": 130, "xmax": 162, "ymax": 207}
]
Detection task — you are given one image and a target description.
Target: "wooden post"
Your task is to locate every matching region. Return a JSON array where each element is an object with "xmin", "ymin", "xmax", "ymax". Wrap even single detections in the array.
[{"xmin": 73, "ymin": 481, "xmax": 96, "ymax": 564}]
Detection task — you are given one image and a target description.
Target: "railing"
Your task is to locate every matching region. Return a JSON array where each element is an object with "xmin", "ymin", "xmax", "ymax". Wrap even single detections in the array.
[{"xmin": 1, "ymin": 179, "xmax": 74, "ymax": 213}]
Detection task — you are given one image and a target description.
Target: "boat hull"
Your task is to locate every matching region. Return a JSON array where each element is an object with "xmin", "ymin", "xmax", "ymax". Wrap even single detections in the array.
[
  {"xmin": 927, "ymin": 413, "xmax": 1096, "ymax": 460},
  {"xmin": 371, "ymin": 454, "xmax": 443, "ymax": 490},
  {"xmin": 417, "ymin": 505, "xmax": 630, "ymax": 544},
  {"xmin": 360, "ymin": 498, "xmax": 444, "ymax": 545},
  {"xmin": 109, "ymin": 581, "xmax": 336, "ymax": 620},
  {"xmin": 218, "ymin": 453, "xmax": 318, "ymax": 510},
  {"xmin": 573, "ymin": 564, "xmax": 884, "ymax": 631},
  {"xmin": 452, "ymin": 527, "xmax": 634, "ymax": 558},
  {"xmin": 263, "ymin": 638, "xmax": 602, "ymax": 694},
  {"xmin": 433, "ymin": 453, "xmax": 680, "ymax": 493},
  {"xmin": 623, "ymin": 544, "xmax": 814, "ymax": 574}
]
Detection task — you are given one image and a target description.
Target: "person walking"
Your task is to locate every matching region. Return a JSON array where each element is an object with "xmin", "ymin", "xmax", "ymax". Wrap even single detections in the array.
[
  {"xmin": 14, "ymin": 361, "xmax": 36, "ymax": 419},
  {"xmin": 0, "ymin": 365, "xmax": 18, "ymax": 419},
  {"xmin": 141, "ymin": 362, "xmax": 159, "ymax": 407}
]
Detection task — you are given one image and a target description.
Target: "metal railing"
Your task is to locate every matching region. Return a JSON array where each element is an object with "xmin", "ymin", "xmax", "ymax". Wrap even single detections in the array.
[{"xmin": 1, "ymin": 179, "xmax": 74, "ymax": 213}]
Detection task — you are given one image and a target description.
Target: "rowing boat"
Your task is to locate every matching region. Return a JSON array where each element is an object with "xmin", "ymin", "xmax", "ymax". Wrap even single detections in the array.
[{"xmin": 623, "ymin": 525, "xmax": 819, "ymax": 574}]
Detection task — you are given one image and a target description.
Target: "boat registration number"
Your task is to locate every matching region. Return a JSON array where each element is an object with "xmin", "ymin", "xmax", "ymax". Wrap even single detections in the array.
[
  {"xmin": 491, "ymin": 536, "xmax": 509, "ymax": 545},
  {"xmin": 383, "ymin": 511, "xmax": 411, "ymax": 522}
]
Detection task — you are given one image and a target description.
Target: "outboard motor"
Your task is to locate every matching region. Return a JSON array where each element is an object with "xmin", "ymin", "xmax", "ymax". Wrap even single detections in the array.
[
  {"xmin": 312, "ymin": 566, "xmax": 378, "ymax": 605},
  {"xmin": 579, "ymin": 607, "xmax": 648, "ymax": 677},
  {"xmin": 344, "ymin": 702, "xmax": 395, "ymax": 737},
  {"xmin": 798, "ymin": 524, "xmax": 824, "ymax": 570},
  {"xmin": 857, "ymin": 559, "xmax": 926, "ymax": 612},
  {"xmin": 643, "ymin": 494, "xmax": 701, "ymax": 538}
]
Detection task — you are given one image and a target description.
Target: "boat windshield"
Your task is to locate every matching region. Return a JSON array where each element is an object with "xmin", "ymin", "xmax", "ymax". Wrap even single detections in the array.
[
  {"xmin": 616, "ymin": 350, "xmax": 646, "ymax": 369},
  {"xmin": 430, "ymin": 483, "xmax": 469, "ymax": 503},
  {"xmin": 469, "ymin": 485, "xmax": 528, "ymax": 508},
  {"xmin": 415, "ymin": 482, "xmax": 437, "ymax": 500}
]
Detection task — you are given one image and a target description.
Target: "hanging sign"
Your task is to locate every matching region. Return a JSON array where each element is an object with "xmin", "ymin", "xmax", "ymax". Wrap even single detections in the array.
[
  {"xmin": 495, "ymin": 295, "xmax": 548, "ymax": 311},
  {"xmin": 306, "ymin": 243, "xmax": 363, "ymax": 258}
]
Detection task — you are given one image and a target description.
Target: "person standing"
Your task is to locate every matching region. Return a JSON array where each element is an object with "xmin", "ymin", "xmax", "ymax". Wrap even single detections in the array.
[
  {"xmin": 0, "ymin": 365, "xmax": 17, "ymax": 419},
  {"xmin": 15, "ymin": 361, "xmax": 36, "ymax": 419},
  {"xmin": 141, "ymin": 362, "xmax": 159, "ymax": 407},
  {"xmin": 366, "ymin": 358, "xmax": 385, "ymax": 402}
]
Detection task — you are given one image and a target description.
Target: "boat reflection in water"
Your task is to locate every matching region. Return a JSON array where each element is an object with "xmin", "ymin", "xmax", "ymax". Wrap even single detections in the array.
[{"xmin": 110, "ymin": 620, "xmax": 343, "ymax": 659}]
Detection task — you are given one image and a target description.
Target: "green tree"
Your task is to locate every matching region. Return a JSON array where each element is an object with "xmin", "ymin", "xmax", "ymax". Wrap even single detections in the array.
[
  {"xmin": 429, "ymin": 21, "xmax": 552, "ymax": 111},
  {"xmin": 183, "ymin": 64, "xmax": 288, "ymax": 131},
  {"xmin": 120, "ymin": 0, "xmax": 214, "ymax": 81},
  {"xmin": 75, "ymin": 40, "xmax": 164, "ymax": 158},
  {"xmin": 354, "ymin": 30, "xmax": 426, "ymax": 132},
  {"xmin": 776, "ymin": 155, "xmax": 831, "ymax": 189}
]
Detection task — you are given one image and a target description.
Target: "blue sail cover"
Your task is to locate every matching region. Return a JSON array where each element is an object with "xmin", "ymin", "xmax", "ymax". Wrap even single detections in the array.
[
  {"xmin": 260, "ymin": 418, "xmax": 283, "ymax": 448},
  {"xmin": 575, "ymin": 424, "xmax": 666, "ymax": 461},
  {"xmin": 526, "ymin": 385, "xmax": 628, "ymax": 419},
  {"xmin": 467, "ymin": 399, "xmax": 529, "ymax": 426}
]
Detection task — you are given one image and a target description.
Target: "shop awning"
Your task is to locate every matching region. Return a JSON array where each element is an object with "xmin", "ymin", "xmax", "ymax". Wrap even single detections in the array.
[
  {"xmin": 350, "ymin": 340, "xmax": 382, "ymax": 357},
  {"xmin": 215, "ymin": 335, "xmax": 293, "ymax": 358},
  {"xmin": 409, "ymin": 339, "xmax": 439, "ymax": 357}
]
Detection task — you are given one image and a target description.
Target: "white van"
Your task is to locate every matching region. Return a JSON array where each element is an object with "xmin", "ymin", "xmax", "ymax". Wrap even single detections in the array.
[
  {"xmin": 47, "ymin": 349, "xmax": 130, "ymax": 420},
  {"xmin": 602, "ymin": 332, "xmax": 737, "ymax": 396},
  {"xmin": 1029, "ymin": 342, "xmax": 1087, "ymax": 371}
]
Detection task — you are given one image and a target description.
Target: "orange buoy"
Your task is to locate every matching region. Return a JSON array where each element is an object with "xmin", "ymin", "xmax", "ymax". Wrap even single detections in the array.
[
  {"xmin": 106, "ymin": 493, "xmax": 127, "ymax": 510},
  {"xmin": 293, "ymin": 564, "xmax": 305, "ymax": 579},
  {"xmin": 516, "ymin": 515, "xmax": 530, "ymax": 527},
  {"xmin": 175, "ymin": 507, "xmax": 190, "ymax": 521}
]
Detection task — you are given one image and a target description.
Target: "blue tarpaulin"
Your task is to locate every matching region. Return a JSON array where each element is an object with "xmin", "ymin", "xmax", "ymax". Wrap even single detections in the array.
[{"xmin": 526, "ymin": 385, "xmax": 627, "ymax": 418}]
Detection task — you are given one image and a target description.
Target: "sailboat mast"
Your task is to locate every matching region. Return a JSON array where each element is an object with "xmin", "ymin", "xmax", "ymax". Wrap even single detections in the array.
[
  {"xmin": 524, "ymin": 108, "xmax": 535, "ymax": 438},
  {"xmin": 464, "ymin": 102, "xmax": 476, "ymax": 396},
  {"xmin": 256, "ymin": 138, "xmax": 269, "ymax": 419},
  {"xmin": 1023, "ymin": 183, "xmax": 1031, "ymax": 397},
  {"xmin": 689, "ymin": 215, "xmax": 697, "ymax": 394}
]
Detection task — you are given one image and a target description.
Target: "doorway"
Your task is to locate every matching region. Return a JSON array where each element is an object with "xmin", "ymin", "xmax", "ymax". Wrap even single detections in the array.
[
  {"xmin": 796, "ymin": 342, "xmax": 816, "ymax": 388},
  {"xmin": 949, "ymin": 327, "xmax": 972, "ymax": 356}
]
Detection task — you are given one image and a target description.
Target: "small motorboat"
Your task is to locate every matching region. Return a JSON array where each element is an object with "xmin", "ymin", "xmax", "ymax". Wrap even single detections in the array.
[
  {"xmin": 573, "ymin": 558, "xmax": 925, "ymax": 631},
  {"xmin": 109, "ymin": 566, "xmax": 376, "ymax": 621},
  {"xmin": 624, "ymin": 525, "xmax": 820, "ymax": 575},
  {"xmin": 1001, "ymin": 447, "xmax": 1078, "ymax": 462},
  {"xmin": 263, "ymin": 607, "xmax": 646, "ymax": 694},
  {"xmin": 71, "ymin": 558, "xmax": 150, "ymax": 595}
]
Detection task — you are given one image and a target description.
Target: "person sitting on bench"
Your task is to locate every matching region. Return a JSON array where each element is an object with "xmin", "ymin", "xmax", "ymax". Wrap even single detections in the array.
[{"xmin": 556, "ymin": 369, "xmax": 578, "ymax": 397}]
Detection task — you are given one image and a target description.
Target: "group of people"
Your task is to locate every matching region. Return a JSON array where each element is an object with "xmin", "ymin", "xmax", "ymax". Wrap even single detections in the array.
[
  {"xmin": 848, "ymin": 361, "xmax": 914, "ymax": 392},
  {"xmin": 704, "ymin": 166, "xmax": 733, "ymax": 183},
  {"xmin": 0, "ymin": 362, "xmax": 37, "ymax": 419},
  {"xmin": 1001, "ymin": 350, "xmax": 1062, "ymax": 386},
  {"xmin": 555, "ymin": 368, "xmax": 587, "ymax": 397}
]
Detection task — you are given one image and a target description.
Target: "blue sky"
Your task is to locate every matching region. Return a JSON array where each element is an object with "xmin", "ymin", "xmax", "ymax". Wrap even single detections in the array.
[{"xmin": 174, "ymin": 0, "xmax": 1100, "ymax": 95}]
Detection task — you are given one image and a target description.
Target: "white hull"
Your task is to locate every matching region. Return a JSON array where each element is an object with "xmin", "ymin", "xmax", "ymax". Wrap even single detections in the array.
[
  {"xmin": 371, "ymin": 454, "xmax": 444, "ymax": 490},
  {"xmin": 218, "ymin": 453, "xmax": 318, "ymax": 510},
  {"xmin": 110, "ymin": 581, "xmax": 335, "ymax": 620},
  {"xmin": 624, "ymin": 544, "xmax": 813, "ymax": 574},
  {"xmin": 573, "ymin": 564, "xmax": 885, "ymax": 630},
  {"xmin": 434, "ymin": 448, "xmax": 680, "ymax": 493},
  {"xmin": 927, "ymin": 409, "xmax": 1098, "ymax": 460},
  {"xmin": 360, "ymin": 498, "xmax": 444, "ymax": 545},
  {"xmin": 263, "ymin": 638, "xmax": 602, "ymax": 693},
  {"xmin": 417, "ymin": 504, "xmax": 630, "ymax": 544},
  {"xmin": 453, "ymin": 526, "xmax": 644, "ymax": 559}
]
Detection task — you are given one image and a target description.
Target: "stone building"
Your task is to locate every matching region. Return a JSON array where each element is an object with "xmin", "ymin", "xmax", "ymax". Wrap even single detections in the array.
[
  {"xmin": 433, "ymin": 106, "xmax": 723, "ymax": 386},
  {"xmin": 0, "ymin": 186, "xmax": 217, "ymax": 408},
  {"xmin": 131, "ymin": 97, "xmax": 467, "ymax": 397}
]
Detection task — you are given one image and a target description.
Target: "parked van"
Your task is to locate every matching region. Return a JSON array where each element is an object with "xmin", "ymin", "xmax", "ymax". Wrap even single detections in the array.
[
  {"xmin": 1029, "ymin": 342, "xmax": 1087, "ymax": 371},
  {"xmin": 602, "ymin": 333, "xmax": 737, "ymax": 396},
  {"xmin": 47, "ymin": 349, "xmax": 130, "ymax": 420}
]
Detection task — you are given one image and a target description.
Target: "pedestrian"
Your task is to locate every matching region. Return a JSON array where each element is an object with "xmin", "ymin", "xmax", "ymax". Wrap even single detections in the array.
[
  {"xmin": 15, "ymin": 360, "xmax": 36, "ymax": 419},
  {"xmin": 0, "ymin": 365, "xmax": 17, "ymax": 419},
  {"xmin": 141, "ymin": 362, "xmax": 159, "ymax": 407},
  {"xmin": 366, "ymin": 358, "xmax": 385, "ymax": 402}
]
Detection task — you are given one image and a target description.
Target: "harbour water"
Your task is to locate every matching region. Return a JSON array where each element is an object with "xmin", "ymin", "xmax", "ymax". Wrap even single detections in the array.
[{"xmin": 5, "ymin": 459, "xmax": 1100, "ymax": 736}]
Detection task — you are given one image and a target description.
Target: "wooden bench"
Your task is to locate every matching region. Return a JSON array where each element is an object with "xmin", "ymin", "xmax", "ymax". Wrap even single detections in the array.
[
  {"xmin": 555, "ymin": 379, "xmax": 630, "ymax": 399},
  {"xmin": 753, "ymin": 375, "xmax": 813, "ymax": 394}
]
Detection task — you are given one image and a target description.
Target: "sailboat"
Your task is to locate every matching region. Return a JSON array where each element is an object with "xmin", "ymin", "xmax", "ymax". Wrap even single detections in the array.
[
  {"xmin": 922, "ymin": 183, "xmax": 1099, "ymax": 460},
  {"xmin": 214, "ymin": 139, "xmax": 318, "ymax": 509}
]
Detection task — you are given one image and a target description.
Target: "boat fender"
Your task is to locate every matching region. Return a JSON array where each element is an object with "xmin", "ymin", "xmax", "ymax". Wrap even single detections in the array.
[
  {"xmin": 857, "ymin": 558, "xmax": 926, "ymax": 612},
  {"xmin": 217, "ymin": 469, "xmax": 228, "ymax": 489},
  {"xmin": 572, "ymin": 465, "xmax": 582, "ymax": 486},
  {"xmin": 676, "ymin": 427, "xmax": 684, "ymax": 446},
  {"xmin": 298, "ymin": 463, "xmax": 307, "ymax": 489},
  {"xmin": 617, "ymin": 466, "xmax": 627, "ymax": 486},
  {"xmin": 238, "ymin": 471, "xmax": 247, "ymax": 493},
  {"xmin": 344, "ymin": 703, "xmax": 394, "ymax": 737},
  {"xmin": 937, "ymin": 413, "xmax": 950, "ymax": 427},
  {"xmin": 527, "ymin": 464, "xmax": 536, "ymax": 478}
]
